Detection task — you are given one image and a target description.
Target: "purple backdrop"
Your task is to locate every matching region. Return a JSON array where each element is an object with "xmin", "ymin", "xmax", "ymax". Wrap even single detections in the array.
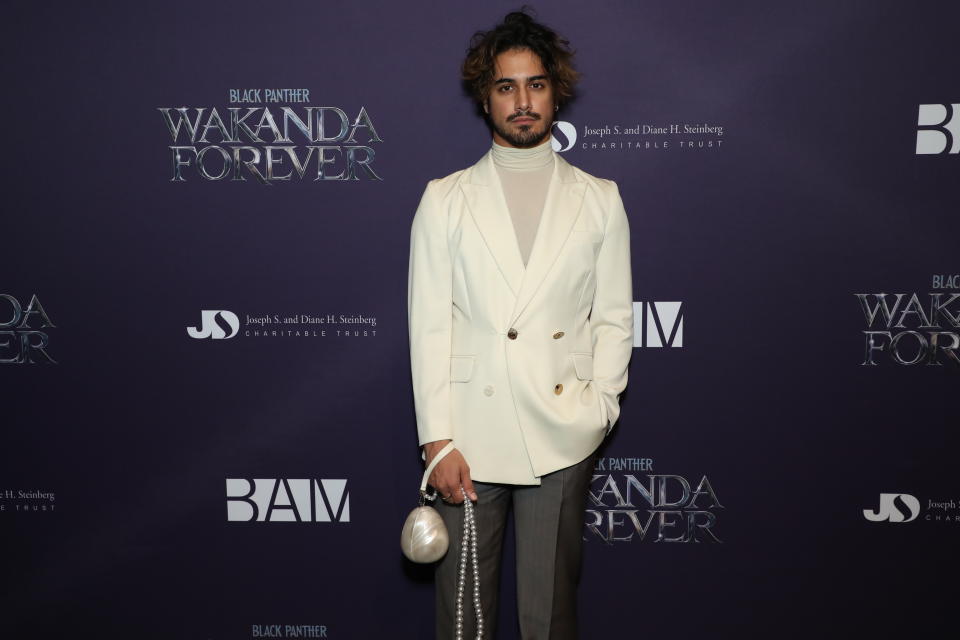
[{"xmin": 2, "ymin": 1, "xmax": 958, "ymax": 638}]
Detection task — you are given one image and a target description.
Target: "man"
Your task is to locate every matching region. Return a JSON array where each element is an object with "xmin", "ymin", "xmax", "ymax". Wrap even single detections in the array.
[{"xmin": 407, "ymin": 9, "xmax": 634, "ymax": 639}]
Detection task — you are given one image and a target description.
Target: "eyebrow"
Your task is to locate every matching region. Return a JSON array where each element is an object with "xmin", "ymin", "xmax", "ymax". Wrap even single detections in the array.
[{"xmin": 493, "ymin": 74, "xmax": 549, "ymax": 85}]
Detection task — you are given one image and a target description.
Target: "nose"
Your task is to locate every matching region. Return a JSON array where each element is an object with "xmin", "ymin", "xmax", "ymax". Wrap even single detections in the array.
[{"xmin": 515, "ymin": 87, "xmax": 531, "ymax": 112}]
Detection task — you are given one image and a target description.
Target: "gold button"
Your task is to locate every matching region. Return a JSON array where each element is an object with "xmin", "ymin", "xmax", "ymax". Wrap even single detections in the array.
[
  {"xmin": 507, "ymin": 328, "xmax": 518, "ymax": 340},
  {"xmin": 552, "ymin": 331, "xmax": 564, "ymax": 339},
  {"xmin": 554, "ymin": 383, "xmax": 563, "ymax": 395}
]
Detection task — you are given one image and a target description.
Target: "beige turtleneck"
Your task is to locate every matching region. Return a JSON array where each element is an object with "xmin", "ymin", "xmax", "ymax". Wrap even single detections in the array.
[{"xmin": 491, "ymin": 137, "xmax": 555, "ymax": 267}]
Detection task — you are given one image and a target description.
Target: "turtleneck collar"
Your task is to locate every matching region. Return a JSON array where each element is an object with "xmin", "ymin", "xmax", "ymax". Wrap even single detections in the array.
[{"xmin": 490, "ymin": 136, "xmax": 555, "ymax": 172}]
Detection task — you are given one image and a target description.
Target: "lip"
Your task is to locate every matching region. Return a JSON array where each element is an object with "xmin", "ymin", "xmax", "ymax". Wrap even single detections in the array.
[{"xmin": 512, "ymin": 118, "xmax": 535, "ymax": 124}]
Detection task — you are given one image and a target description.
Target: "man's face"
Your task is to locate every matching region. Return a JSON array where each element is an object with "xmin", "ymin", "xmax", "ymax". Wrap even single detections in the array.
[{"xmin": 484, "ymin": 47, "xmax": 555, "ymax": 148}]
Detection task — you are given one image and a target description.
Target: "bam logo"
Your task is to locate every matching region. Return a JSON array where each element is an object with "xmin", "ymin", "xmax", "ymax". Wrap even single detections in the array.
[
  {"xmin": 187, "ymin": 310, "xmax": 239, "ymax": 339},
  {"xmin": 863, "ymin": 493, "xmax": 919, "ymax": 523},
  {"xmin": 916, "ymin": 103, "xmax": 960, "ymax": 154},
  {"xmin": 633, "ymin": 301, "xmax": 683, "ymax": 348},
  {"xmin": 226, "ymin": 478, "xmax": 350, "ymax": 522}
]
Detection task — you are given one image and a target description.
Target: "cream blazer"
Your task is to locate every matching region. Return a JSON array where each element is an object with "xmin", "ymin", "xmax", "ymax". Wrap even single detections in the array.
[{"xmin": 407, "ymin": 148, "xmax": 634, "ymax": 485}]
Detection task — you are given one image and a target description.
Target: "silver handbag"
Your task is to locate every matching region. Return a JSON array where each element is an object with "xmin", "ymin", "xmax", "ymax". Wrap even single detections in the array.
[
  {"xmin": 401, "ymin": 441, "xmax": 485, "ymax": 637},
  {"xmin": 400, "ymin": 441, "xmax": 456, "ymax": 563}
]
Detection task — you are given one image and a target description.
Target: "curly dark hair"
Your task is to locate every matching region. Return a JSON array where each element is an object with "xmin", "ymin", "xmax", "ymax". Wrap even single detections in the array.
[{"xmin": 461, "ymin": 7, "xmax": 580, "ymax": 115}]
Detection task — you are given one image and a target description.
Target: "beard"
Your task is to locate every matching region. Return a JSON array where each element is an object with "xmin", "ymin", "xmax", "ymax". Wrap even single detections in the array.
[{"xmin": 490, "ymin": 111, "xmax": 553, "ymax": 148}]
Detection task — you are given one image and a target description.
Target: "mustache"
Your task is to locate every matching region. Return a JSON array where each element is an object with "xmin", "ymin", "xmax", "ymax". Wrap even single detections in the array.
[{"xmin": 509, "ymin": 111, "xmax": 540, "ymax": 121}]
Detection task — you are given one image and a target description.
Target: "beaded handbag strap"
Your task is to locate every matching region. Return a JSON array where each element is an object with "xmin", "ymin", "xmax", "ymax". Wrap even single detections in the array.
[
  {"xmin": 417, "ymin": 442, "xmax": 484, "ymax": 637},
  {"xmin": 455, "ymin": 485, "xmax": 484, "ymax": 638}
]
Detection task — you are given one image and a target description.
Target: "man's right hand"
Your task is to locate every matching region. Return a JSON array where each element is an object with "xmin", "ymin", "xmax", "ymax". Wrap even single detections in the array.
[{"xmin": 423, "ymin": 439, "xmax": 478, "ymax": 503}]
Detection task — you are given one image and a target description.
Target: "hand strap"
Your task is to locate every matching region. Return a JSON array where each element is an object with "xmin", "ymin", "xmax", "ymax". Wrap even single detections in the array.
[{"xmin": 420, "ymin": 441, "xmax": 456, "ymax": 495}]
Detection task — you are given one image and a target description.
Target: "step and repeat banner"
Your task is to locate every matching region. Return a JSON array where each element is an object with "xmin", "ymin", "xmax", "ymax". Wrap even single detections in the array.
[{"xmin": 2, "ymin": 1, "xmax": 956, "ymax": 638}]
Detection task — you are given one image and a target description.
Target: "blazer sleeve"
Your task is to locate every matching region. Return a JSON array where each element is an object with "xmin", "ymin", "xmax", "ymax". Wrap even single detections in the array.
[
  {"xmin": 591, "ymin": 180, "xmax": 635, "ymax": 436},
  {"xmin": 407, "ymin": 180, "xmax": 454, "ymax": 451}
]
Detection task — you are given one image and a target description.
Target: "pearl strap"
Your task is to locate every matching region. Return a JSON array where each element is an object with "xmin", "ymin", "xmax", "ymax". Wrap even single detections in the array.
[
  {"xmin": 455, "ymin": 484, "xmax": 484, "ymax": 639},
  {"xmin": 420, "ymin": 444, "xmax": 484, "ymax": 636}
]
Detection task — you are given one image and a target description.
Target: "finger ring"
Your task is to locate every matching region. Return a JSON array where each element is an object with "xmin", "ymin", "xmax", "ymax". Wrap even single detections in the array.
[{"xmin": 441, "ymin": 493, "xmax": 452, "ymax": 501}]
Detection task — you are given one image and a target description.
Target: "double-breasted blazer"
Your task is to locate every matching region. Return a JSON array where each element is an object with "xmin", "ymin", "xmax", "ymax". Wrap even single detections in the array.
[{"xmin": 407, "ymin": 147, "xmax": 634, "ymax": 485}]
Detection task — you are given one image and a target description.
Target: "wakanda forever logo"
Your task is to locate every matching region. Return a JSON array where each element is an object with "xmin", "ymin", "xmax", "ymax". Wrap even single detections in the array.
[
  {"xmin": 857, "ymin": 276, "xmax": 960, "ymax": 366},
  {"xmin": 0, "ymin": 294, "xmax": 56, "ymax": 364},
  {"xmin": 159, "ymin": 102, "xmax": 382, "ymax": 183},
  {"xmin": 586, "ymin": 457, "xmax": 724, "ymax": 544}
]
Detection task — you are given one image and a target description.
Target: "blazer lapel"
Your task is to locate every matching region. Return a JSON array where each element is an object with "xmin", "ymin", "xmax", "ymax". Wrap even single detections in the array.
[
  {"xmin": 460, "ymin": 151, "xmax": 526, "ymax": 297},
  {"xmin": 510, "ymin": 153, "xmax": 585, "ymax": 325},
  {"xmin": 459, "ymin": 149, "xmax": 586, "ymax": 322}
]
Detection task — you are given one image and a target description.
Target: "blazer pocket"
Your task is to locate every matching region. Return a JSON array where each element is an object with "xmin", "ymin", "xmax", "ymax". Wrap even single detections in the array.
[
  {"xmin": 450, "ymin": 355, "xmax": 475, "ymax": 383},
  {"xmin": 570, "ymin": 353, "xmax": 594, "ymax": 380}
]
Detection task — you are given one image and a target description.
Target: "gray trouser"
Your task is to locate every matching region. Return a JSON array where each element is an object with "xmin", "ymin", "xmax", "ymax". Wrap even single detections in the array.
[{"xmin": 433, "ymin": 446, "xmax": 599, "ymax": 640}]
